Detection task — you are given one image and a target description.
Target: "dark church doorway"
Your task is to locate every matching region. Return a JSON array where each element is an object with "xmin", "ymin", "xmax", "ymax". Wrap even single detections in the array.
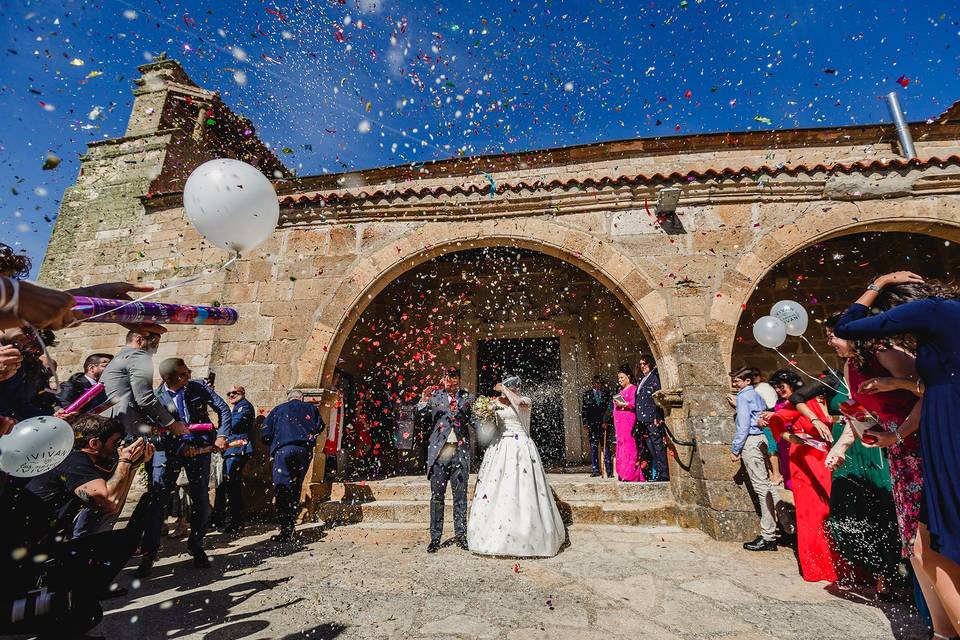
[{"xmin": 477, "ymin": 337, "xmax": 565, "ymax": 465}]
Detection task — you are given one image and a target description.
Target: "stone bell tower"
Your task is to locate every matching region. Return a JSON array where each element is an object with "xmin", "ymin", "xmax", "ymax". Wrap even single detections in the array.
[
  {"xmin": 40, "ymin": 54, "xmax": 289, "ymax": 289},
  {"xmin": 39, "ymin": 55, "xmax": 290, "ymax": 382}
]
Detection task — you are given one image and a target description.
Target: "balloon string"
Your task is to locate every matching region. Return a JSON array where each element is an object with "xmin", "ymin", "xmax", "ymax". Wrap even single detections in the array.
[
  {"xmin": 800, "ymin": 335, "xmax": 850, "ymax": 396},
  {"xmin": 772, "ymin": 346, "xmax": 887, "ymax": 434},
  {"xmin": 68, "ymin": 253, "xmax": 239, "ymax": 327},
  {"xmin": 772, "ymin": 348, "xmax": 846, "ymax": 396}
]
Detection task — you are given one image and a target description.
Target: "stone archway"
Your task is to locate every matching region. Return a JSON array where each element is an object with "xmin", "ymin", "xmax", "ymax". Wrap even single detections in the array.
[
  {"xmin": 730, "ymin": 229, "xmax": 960, "ymax": 377},
  {"xmin": 294, "ymin": 218, "xmax": 680, "ymax": 394},
  {"xmin": 711, "ymin": 202, "xmax": 960, "ymax": 371}
]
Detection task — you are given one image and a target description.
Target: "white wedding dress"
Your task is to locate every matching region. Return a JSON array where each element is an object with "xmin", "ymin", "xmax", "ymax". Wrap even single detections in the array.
[{"xmin": 467, "ymin": 389, "xmax": 565, "ymax": 557}]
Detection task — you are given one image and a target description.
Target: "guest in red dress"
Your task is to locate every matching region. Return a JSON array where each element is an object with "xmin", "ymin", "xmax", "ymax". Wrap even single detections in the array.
[{"xmin": 762, "ymin": 370, "xmax": 843, "ymax": 583}]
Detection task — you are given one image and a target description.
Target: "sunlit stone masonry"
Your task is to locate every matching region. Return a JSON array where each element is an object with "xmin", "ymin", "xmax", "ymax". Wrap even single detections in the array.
[{"xmin": 41, "ymin": 55, "xmax": 960, "ymax": 540}]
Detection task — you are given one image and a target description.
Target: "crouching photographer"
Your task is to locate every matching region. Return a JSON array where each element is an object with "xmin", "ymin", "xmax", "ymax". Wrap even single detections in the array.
[
  {"xmin": 27, "ymin": 414, "xmax": 153, "ymax": 540},
  {"xmin": 0, "ymin": 415, "xmax": 155, "ymax": 638}
]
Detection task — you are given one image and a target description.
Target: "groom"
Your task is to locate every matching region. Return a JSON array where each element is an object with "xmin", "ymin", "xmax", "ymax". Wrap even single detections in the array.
[{"xmin": 417, "ymin": 367, "xmax": 474, "ymax": 553}]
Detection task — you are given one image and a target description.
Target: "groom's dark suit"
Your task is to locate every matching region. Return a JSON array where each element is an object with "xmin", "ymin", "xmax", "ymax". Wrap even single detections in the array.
[{"xmin": 417, "ymin": 388, "xmax": 473, "ymax": 545}]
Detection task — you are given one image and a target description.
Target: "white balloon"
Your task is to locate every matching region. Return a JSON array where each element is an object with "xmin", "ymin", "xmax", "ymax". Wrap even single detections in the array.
[
  {"xmin": 752, "ymin": 316, "xmax": 788, "ymax": 349},
  {"xmin": 183, "ymin": 159, "xmax": 279, "ymax": 253},
  {"xmin": 0, "ymin": 415, "xmax": 74, "ymax": 478},
  {"xmin": 770, "ymin": 300, "xmax": 809, "ymax": 336}
]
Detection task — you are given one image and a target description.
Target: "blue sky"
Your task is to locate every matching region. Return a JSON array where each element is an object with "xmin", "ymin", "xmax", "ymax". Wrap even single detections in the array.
[{"xmin": 1, "ymin": 0, "xmax": 958, "ymax": 272}]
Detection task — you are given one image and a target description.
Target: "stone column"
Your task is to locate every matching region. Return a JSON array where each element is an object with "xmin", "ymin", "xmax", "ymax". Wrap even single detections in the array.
[{"xmin": 669, "ymin": 335, "xmax": 760, "ymax": 541}]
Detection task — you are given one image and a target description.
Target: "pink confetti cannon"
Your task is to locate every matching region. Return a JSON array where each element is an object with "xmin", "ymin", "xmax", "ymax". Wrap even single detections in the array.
[
  {"xmin": 62, "ymin": 382, "xmax": 105, "ymax": 414},
  {"xmin": 71, "ymin": 297, "xmax": 238, "ymax": 326}
]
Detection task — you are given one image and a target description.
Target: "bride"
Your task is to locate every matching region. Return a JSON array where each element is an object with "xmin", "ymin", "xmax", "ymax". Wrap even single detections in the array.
[{"xmin": 467, "ymin": 376, "xmax": 565, "ymax": 557}]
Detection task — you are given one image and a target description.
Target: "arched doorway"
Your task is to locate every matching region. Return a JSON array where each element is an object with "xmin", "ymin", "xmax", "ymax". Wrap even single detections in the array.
[
  {"xmin": 328, "ymin": 246, "xmax": 653, "ymax": 480},
  {"xmin": 731, "ymin": 230, "xmax": 960, "ymax": 375}
]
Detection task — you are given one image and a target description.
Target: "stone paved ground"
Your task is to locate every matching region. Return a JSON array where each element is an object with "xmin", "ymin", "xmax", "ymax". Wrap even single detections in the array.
[{"xmin": 90, "ymin": 521, "xmax": 930, "ymax": 640}]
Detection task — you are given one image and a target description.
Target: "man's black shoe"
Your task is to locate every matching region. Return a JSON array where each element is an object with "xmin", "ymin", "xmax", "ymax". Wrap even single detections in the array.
[
  {"xmin": 455, "ymin": 536, "xmax": 468, "ymax": 550},
  {"xmin": 271, "ymin": 532, "xmax": 294, "ymax": 544},
  {"xmin": 134, "ymin": 556, "xmax": 154, "ymax": 579},
  {"xmin": 589, "ymin": 471, "xmax": 601, "ymax": 477},
  {"xmin": 192, "ymin": 551, "xmax": 211, "ymax": 569},
  {"xmin": 426, "ymin": 541, "xmax": 440, "ymax": 554},
  {"xmin": 743, "ymin": 537, "xmax": 778, "ymax": 552}
]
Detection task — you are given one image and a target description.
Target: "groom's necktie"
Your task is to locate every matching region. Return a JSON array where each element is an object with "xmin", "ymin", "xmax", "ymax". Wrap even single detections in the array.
[{"xmin": 445, "ymin": 393, "xmax": 459, "ymax": 444}]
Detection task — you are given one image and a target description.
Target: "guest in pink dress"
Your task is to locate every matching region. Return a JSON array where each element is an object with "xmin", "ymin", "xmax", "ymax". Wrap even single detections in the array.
[{"xmin": 613, "ymin": 365, "xmax": 645, "ymax": 482}]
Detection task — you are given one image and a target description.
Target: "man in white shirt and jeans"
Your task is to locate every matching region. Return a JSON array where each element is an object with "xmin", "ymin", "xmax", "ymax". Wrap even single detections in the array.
[{"xmin": 729, "ymin": 367, "xmax": 781, "ymax": 552}]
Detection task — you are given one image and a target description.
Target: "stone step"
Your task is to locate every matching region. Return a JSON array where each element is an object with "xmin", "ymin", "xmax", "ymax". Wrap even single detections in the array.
[
  {"xmin": 306, "ymin": 474, "xmax": 675, "ymax": 528},
  {"xmin": 312, "ymin": 498, "xmax": 677, "ymax": 528},
  {"xmin": 564, "ymin": 501, "xmax": 677, "ymax": 527},
  {"xmin": 322, "ymin": 475, "xmax": 672, "ymax": 504}
]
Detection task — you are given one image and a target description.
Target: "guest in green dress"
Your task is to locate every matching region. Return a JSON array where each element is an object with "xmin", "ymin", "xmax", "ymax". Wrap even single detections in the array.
[{"xmin": 790, "ymin": 370, "xmax": 901, "ymax": 591}]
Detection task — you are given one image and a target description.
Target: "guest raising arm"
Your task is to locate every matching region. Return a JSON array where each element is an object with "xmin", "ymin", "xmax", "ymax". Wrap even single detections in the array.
[{"xmin": 835, "ymin": 272, "xmax": 960, "ymax": 635}]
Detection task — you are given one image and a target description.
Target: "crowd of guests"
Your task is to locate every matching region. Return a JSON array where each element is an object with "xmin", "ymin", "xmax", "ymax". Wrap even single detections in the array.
[
  {"xmin": 581, "ymin": 354, "xmax": 670, "ymax": 482},
  {"xmin": 5, "ymin": 231, "xmax": 960, "ymax": 640},
  {"xmin": 0, "ymin": 245, "xmax": 325, "ymax": 638},
  {"xmin": 732, "ymin": 271, "xmax": 960, "ymax": 640}
]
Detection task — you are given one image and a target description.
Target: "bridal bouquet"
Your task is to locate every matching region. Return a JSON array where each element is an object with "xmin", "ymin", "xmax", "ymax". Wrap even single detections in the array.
[
  {"xmin": 472, "ymin": 396, "xmax": 497, "ymax": 422},
  {"xmin": 473, "ymin": 396, "xmax": 499, "ymax": 448}
]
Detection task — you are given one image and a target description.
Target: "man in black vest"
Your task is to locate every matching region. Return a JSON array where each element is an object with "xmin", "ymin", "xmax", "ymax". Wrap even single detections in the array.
[{"xmin": 581, "ymin": 375, "xmax": 612, "ymax": 477}]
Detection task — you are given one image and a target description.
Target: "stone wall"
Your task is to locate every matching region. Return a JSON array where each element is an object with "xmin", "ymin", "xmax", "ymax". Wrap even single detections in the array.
[{"xmin": 39, "ymin": 58, "xmax": 960, "ymax": 540}]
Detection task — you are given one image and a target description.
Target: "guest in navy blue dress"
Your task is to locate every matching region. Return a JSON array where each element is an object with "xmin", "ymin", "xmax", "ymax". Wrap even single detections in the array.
[{"xmin": 835, "ymin": 271, "xmax": 960, "ymax": 636}]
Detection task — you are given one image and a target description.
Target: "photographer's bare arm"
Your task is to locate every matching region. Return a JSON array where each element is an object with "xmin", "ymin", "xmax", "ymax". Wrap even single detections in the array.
[{"xmin": 75, "ymin": 438, "xmax": 155, "ymax": 515}]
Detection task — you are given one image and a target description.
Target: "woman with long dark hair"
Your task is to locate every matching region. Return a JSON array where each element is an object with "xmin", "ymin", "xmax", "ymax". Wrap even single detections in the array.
[
  {"xmin": 823, "ymin": 314, "xmax": 953, "ymax": 633},
  {"xmin": 612, "ymin": 364, "xmax": 644, "ymax": 482},
  {"xmin": 835, "ymin": 272, "xmax": 960, "ymax": 637}
]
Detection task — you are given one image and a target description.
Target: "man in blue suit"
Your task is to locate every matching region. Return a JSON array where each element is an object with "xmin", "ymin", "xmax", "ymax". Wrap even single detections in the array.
[
  {"xmin": 634, "ymin": 354, "xmax": 669, "ymax": 482},
  {"xmin": 211, "ymin": 384, "xmax": 255, "ymax": 534},
  {"xmin": 136, "ymin": 358, "xmax": 232, "ymax": 577},
  {"xmin": 262, "ymin": 390, "xmax": 324, "ymax": 543}
]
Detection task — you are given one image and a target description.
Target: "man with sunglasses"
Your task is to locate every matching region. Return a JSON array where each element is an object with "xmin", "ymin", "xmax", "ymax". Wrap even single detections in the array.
[{"xmin": 211, "ymin": 385, "xmax": 255, "ymax": 534}]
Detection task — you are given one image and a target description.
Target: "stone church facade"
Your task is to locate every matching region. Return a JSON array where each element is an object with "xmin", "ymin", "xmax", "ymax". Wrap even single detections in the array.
[{"xmin": 40, "ymin": 57, "xmax": 960, "ymax": 540}]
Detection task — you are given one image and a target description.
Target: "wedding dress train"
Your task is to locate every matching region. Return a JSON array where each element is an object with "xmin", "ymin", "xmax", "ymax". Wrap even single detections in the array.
[{"xmin": 467, "ymin": 388, "xmax": 565, "ymax": 557}]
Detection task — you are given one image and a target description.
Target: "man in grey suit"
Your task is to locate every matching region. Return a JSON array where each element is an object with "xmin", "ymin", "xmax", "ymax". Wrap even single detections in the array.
[
  {"xmin": 100, "ymin": 326, "xmax": 188, "ymax": 438},
  {"xmin": 417, "ymin": 367, "xmax": 474, "ymax": 553}
]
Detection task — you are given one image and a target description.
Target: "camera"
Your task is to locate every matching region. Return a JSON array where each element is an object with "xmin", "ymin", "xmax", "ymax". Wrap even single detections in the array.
[{"xmin": 122, "ymin": 433, "xmax": 172, "ymax": 451}]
